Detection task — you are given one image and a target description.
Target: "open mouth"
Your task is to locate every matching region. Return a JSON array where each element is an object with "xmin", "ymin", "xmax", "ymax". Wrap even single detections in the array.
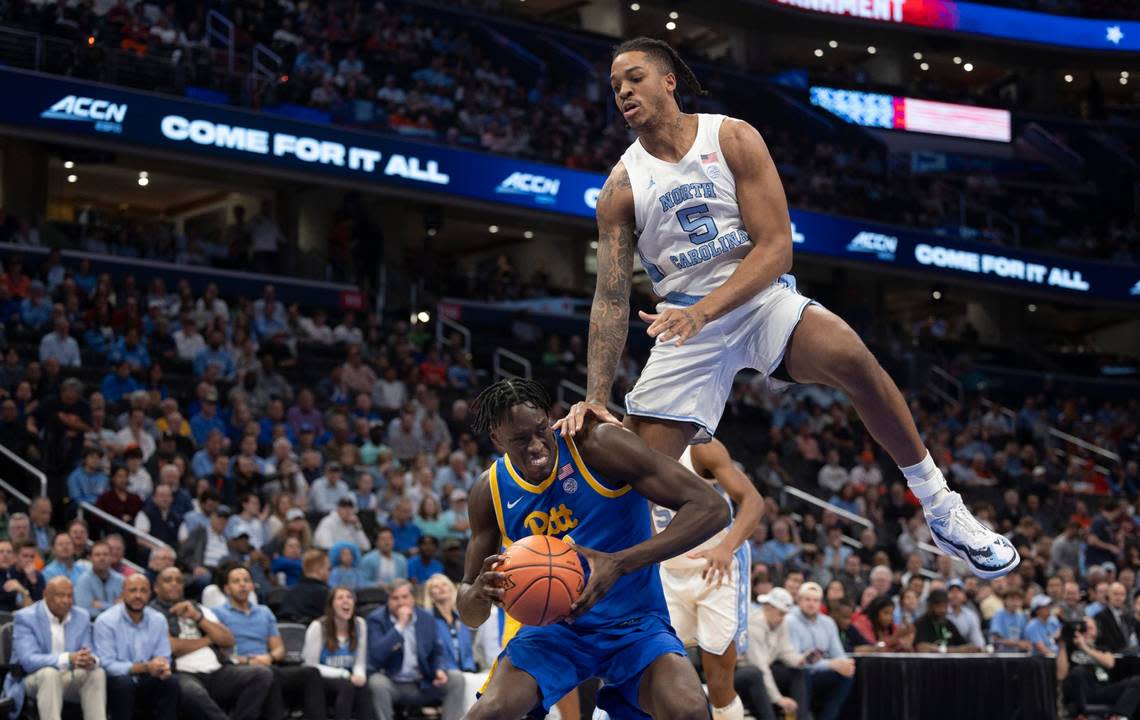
[
  {"xmin": 622, "ymin": 102, "xmax": 639, "ymax": 119},
  {"xmin": 529, "ymin": 454, "xmax": 549, "ymax": 470}
]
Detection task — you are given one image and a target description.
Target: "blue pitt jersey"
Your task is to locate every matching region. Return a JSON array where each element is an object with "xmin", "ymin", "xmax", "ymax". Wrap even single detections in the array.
[{"xmin": 489, "ymin": 432, "xmax": 668, "ymax": 630}]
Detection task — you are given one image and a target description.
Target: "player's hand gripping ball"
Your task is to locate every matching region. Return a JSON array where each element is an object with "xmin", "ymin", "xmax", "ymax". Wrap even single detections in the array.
[{"xmin": 496, "ymin": 535, "xmax": 585, "ymax": 626}]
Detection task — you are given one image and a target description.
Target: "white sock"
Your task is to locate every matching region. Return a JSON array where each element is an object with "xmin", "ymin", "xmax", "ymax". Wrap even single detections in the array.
[
  {"xmin": 711, "ymin": 695, "xmax": 744, "ymax": 720},
  {"xmin": 900, "ymin": 451, "xmax": 953, "ymax": 515}
]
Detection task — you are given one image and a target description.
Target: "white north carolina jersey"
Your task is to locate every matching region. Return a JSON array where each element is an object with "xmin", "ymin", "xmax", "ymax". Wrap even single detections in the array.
[
  {"xmin": 651, "ymin": 446, "xmax": 731, "ymax": 571},
  {"xmin": 619, "ymin": 113, "xmax": 752, "ymax": 306}
]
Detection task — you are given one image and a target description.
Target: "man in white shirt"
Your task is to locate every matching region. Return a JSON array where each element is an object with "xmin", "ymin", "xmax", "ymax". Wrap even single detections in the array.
[
  {"xmin": 314, "ymin": 498, "xmax": 371, "ymax": 551},
  {"xmin": 116, "ymin": 407, "xmax": 157, "ymax": 462},
  {"xmin": 39, "ymin": 317, "xmax": 81, "ymax": 368},
  {"xmin": 849, "ymin": 450, "xmax": 883, "ymax": 487},
  {"xmin": 174, "ymin": 315, "xmax": 207, "ymax": 362},
  {"xmin": 816, "ymin": 449, "xmax": 849, "ymax": 495},
  {"xmin": 309, "ymin": 462, "xmax": 351, "ymax": 514},
  {"xmin": 746, "ymin": 587, "xmax": 807, "ymax": 720},
  {"xmin": 7, "ymin": 577, "xmax": 106, "ymax": 720}
]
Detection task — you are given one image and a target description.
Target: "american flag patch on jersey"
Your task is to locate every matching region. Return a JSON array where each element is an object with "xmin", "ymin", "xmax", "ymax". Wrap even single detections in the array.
[
  {"xmin": 700, "ymin": 152, "xmax": 719, "ymax": 164},
  {"xmin": 558, "ymin": 463, "xmax": 574, "ymax": 480}
]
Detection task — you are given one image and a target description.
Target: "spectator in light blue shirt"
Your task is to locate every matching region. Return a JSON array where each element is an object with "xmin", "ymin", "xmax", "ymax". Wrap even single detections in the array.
[
  {"xmin": 359, "ymin": 527, "xmax": 408, "ymax": 587},
  {"xmin": 785, "ymin": 581, "xmax": 855, "ymax": 720},
  {"xmin": 212, "ymin": 565, "xmax": 326, "ymax": 719},
  {"xmin": 756, "ymin": 519, "xmax": 800, "ymax": 569},
  {"xmin": 389, "ymin": 500, "xmax": 422, "ymax": 555},
  {"xmin": 93, "ymin": 575, "xmax": 178, "ymax": 720},
  {"xmin": 74, "ymin": 541, "xmax": 124, "ymax": 617},
  {"xmin": 193, "ymin": 331, "xmax": 236, "ymax": 380},
  {"xmin": 108, "ymin": 327, "xmax": 151, "ymax": 372},
  {"xmin": 68, "ymin": 448, "xmax": 109, "ymax": 505},
  {"xmin": 309, "ymin": 463, "xmax": 351, "ymax": 514},
  {"xmin": 101, "ymin": 359, "xmax": 141, "ymax": 406},
  {"xmin": 1024, "ymin": 595, "xmax": 1060, "ymax": 656},
  {"xmin": 42, "ymin": 534, "xmax": 90, "ymax": 585},
  {"xmin": 38, "ymin": 317, "xmax": 81, "ymax": 367},
  {"xmin": 18, "ymin": 282, "xmax": 51, "ymax": 331},
  {"xmin": 406, "ymin": 536, "xmax": 443, "ymax": 585},
  {"xmin": 989, "ymin": 590, "xmax": 1030, "ymax": 652},
  {"xmin": 190, "ymin": 391, "xmax": 226, "ymax": 446}
]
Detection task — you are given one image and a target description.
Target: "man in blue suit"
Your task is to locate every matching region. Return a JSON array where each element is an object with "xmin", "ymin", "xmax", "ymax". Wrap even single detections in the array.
[
  {"xmin": 366, "ymin": 579, "xmax": 464, "ymax": 720},
  {"xmin": 6, "ymin": 576, "xmax": 106, "ymax": 720}
]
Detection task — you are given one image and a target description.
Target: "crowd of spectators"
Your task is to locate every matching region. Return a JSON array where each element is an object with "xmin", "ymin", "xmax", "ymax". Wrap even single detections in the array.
[{"xmin": 0, "ymin": 232, "xmax": 1132, "ymax": 718}]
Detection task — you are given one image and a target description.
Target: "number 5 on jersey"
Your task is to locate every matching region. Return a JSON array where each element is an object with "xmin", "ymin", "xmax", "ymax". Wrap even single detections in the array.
[{"xmin": 676, "ymin": 203, "xmax": 718, "ymax": 245}]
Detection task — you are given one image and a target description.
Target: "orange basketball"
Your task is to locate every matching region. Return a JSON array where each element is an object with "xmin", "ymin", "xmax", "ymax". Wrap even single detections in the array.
[{"xmin": 497, "ymin": 534, "xmax": 585, "ymax": 626}]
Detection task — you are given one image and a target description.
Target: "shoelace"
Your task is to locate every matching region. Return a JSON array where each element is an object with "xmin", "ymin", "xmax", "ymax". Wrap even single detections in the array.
[{"xmin": 934, "ymin": 493, "xmax": 993, "ymax": 543}]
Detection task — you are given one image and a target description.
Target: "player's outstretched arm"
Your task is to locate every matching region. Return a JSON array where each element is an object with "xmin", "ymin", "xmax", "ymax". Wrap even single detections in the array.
[
  {"xmin": 457, "ymin": 471, "xmax": 506, "ymax": 629},
  {"xmin": 569, "ymin": 421, "xmax": 729, "ymax": 617},
  {"xmin": 562, "ymin": 163, "xmax": 636, "ymax": 437},
  {"xmin": 689, "ymin": 439, "xmax": 763, "ymax": 586},
  {"xmin": 688, "ymin": 119, "xmax": 794, "ymax": 324}
]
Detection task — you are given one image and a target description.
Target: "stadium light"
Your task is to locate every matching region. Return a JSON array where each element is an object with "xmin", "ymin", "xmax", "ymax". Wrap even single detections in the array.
[
  {"xmin": 137, "ymin": 177, "xmax": 149, "ymax": 187},
  {"xmin": 1064, "ymin": 74, "xmax": 1073, "ymax": 83},
  {"xmin": 669, "ymin": 11, "xmax": 678, "ymax": 19},
  {"xmin": 488, "ymin": 225, "xmax": 499, "ymax": 233},
  {"xmin": 867, "ymin": 46, "xmax": 876, "ymax": 54},
  {"xmin": 426, "ymin": 228, "xmax": 437, "ymax": 237},
  {"xmin": 1123, "ymin": 71, "xmax": 1130, "ymax": 78},
  {"xmin": 920, "ymin": 63, "xmax": 929, "ymax": 71},
  {"xmin": 523, "ymin": 230, "xmax": 534, "ymax": 239},
  {"xmin": 953, "ymin": 56, "xmax": 962, "ymax": 64},
  {"xmin": 590, "ymin": 241, "xmax": 599, "ymax": 250},
  {"xmin": 964, "ymin": 63, "xmax": 974, "ymax": 72},
  {"xmin": 63, "ymin": 160, "xmax": 74, "ymax": 169},
  {"xmin": 417, "ymin": 311, "xmax": 431, "ymax": 323},
  {"xmin": 66, "ymin": 174, "xmax": 77, "ymax": 183},
  {"xmin": 1027, "ymin": 304, "xmax": 1037, "ymax": 312},
  {"xmin": 630, "ymin": 2, "xmax": 640, "ymax": 9},
  {"xmin": 139, "ymin": 171, "xmax": 148, "ymax": 178},
  {"xmin": 814, "ymin": 49, "xmax": 824, "ymax": 58},
  {"xmin": 932, "ymin": 290, "xmax": 942, "ymax": 300},
  {"xmin": 1121, "ymin": 77, "xmax": 1129, "ymax": 85},
  {"xmin": 665, "ymin": 21, "xmax": 676, "ymax": 30},
  {"xmin": 828, "ymin": 40, "xmax": 838, "ymax": 48},
  {"xmin": 913, "ymin": 52, "xmax": 923, "ymax": 60}
]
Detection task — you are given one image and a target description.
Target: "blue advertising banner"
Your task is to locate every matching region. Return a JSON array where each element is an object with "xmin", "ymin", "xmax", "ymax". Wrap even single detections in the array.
[
  {"xmin": 0, "ymin": 67, "xmax": 1136, "ymax": 304},
  {"xmin": 0, "ymin": 67, "xmax": 605, "ymax": 219},
  {"xmin": 788, "ymin": 209, "xmax": 1140, "ymax": 304}
]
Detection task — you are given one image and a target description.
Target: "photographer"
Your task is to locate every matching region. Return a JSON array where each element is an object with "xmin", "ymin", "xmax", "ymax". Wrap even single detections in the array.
[{"xmin": 1058, "ymin": 616, "xmax": 1140, "ymax": 720}]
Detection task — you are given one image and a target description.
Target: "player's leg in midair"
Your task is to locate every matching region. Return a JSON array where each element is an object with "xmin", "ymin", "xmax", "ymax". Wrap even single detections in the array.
[{"xmin": 781, "ymin": 305, "xmax": 1019, "ymax": 578}]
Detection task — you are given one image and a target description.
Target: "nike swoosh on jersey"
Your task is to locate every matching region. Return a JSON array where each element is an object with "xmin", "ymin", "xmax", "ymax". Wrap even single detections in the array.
[{"xmin": 506, "ymin": 497, "xmax": 522, "ymax": 509}]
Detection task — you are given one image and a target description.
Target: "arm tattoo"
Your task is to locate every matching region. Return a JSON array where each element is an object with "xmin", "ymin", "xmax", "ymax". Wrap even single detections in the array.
[{"xmin": 586, "ymin": 167, "xmax": 634, "ymax": 405}]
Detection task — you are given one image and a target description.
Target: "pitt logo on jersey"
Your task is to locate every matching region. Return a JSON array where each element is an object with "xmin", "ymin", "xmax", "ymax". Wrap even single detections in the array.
[{"xmin": 524, "ymin": 503, "xmax": 579, "ymax": 535}]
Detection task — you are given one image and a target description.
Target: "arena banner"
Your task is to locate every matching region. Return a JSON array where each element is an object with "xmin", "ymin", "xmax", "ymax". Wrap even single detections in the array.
[
  {"xmin": 0, "ymin": 67, "xmax": 605, "ymax": 219},
  {"xmin": 759, "ymin": 0, "xmax": 1140, "ymax": 52},
  {"xmin": 3, "ymin": 68, "xmax": 1137, "ymax": 304},
  {"xmin": 787, "ymin": 209, "xmax": 1140, "ymax": 304}
]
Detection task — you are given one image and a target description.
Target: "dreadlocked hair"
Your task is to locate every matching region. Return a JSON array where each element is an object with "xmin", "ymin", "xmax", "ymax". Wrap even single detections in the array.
[
  {"xmin": 613, "ymin": 36, "xmax": 707, "ymax": 109},
  {"xmin": 469, "ymin": 378, "xmax": 552, "ymax": 435}
]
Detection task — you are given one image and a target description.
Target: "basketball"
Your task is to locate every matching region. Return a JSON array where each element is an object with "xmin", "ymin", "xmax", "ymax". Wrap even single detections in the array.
[{"xmin": 497, "ymin": 534, "xmax": 586, "ymax": 626}]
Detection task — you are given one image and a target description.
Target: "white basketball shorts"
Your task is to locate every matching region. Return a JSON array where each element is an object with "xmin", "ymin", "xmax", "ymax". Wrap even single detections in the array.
[
  {"xmin": 661, "ymin": 544, "xmax": 751, "ymax": 656},
  {"xmin": 625, "ymin": 274, "xmax": 815, "ymax": 442}
]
